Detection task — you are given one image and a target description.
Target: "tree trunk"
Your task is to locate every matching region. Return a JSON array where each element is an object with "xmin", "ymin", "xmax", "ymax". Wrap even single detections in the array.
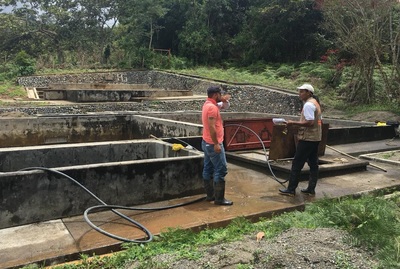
[{"xmin": 148, "ymin": 19, "xmax": 153, "ymax": 50}]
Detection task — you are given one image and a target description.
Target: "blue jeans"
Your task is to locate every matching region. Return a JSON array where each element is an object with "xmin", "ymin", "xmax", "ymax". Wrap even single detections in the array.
[{"xmin": 201, "ymin": 140, "xmax": 228, "ymax": 183}]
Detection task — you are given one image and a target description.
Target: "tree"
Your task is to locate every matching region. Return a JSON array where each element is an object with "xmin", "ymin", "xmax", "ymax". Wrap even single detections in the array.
[
  {"xmin": 176, "ymin": 0, "xmax": 250, "ymax": 64},
  {"xmin": 232, "ymin": 0, "xmax": 326, "ymax": 65},
  {"xmin": 1, "ymin": 0, "xmax": 118, "ymax": 66},
  {"xmin": 118, "ymin": 0, "xmax": 168, "ymax": 50},
  {"xmin": 0, "ymin": 13, "xmax": 30, "ymax": 60},
  {"xmin": 322, "ymin": 0, "xmax": 400, "ymax": 104},
  {"xmin": 177, "ymin": 1, "xmax": 213, "ymax": 64},
  {"xmin": 116, "ymin": 0, "xmax": 168, "ymax": 67}
]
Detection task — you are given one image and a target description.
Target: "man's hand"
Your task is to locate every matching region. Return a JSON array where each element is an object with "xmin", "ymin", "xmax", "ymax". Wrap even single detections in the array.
[
  {"xmin": 214, "ymin": 143, "xmax": 221, "ymax": 153},
  {"xmin": 221, "ymin": 94, "xmax": 231, "ymax": 102}
]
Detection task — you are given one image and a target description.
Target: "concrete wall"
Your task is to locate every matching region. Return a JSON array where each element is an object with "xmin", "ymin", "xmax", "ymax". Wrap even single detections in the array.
[
  {"xmin": 0, "ymin": 113, "xmax": 203, "ymax": 148},
  {"xmin": 0, "ymin": 140, "xmax": 204, "ymax": 229},
  {"xmin": 49, "ymin": 83, "xmax": 150, "ymax": 90},
  {"xmin": 147, "ymin": 111, "xmax": 377, "ymax": 128},
  {"xmin": 327, "ymin": 126, "xmax": 396, "ymax": 145},
  {"xmin": 0, "ymin": 111, "xmax": 387, "ymax": 149},
  {"xmin": 17, "ymin": 70, "xmax": 303, "ymax": 115},
  {"xmin": 0, "ymin": 113, "xmax": 136, "ymax": 147},
  {"xmin": 132, "ymin": 115, "xmax": 202, "ymax": 139},
  {"xmin": 0, "ymin": 140, "xmax": 198, "ymax": 172},
  {"xmin": 65, "ymin": 89, "xmax": 192, "ymax": 102}
]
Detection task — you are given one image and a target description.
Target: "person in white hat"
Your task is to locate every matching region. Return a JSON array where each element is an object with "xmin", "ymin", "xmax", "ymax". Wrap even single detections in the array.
[{"xmin": 279, "ymin": 83, "xmax": 322, "ymax": 197}]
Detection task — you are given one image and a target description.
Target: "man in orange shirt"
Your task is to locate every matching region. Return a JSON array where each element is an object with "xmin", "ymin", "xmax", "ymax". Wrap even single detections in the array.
[{"xmin": 201, "ymin": 86, "xmax": 233, "ymax": 206}]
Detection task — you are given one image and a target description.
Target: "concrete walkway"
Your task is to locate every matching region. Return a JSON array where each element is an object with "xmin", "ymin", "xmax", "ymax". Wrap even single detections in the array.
[{"xmin": 1, "ymin": 139, "xmax": 400, "ymax": 269}]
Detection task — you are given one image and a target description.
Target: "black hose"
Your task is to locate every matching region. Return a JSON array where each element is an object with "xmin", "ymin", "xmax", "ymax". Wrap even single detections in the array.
[
  {"xmin": 19, "ymin": 126, "xmax": 285, "ymax": 241},
  {"xmin": 224, "ymin": 124, "xmax": 288, "ymax": 186},
  {"xmin": 164, "ymin": 126, "xmax": 287, "ymax": 186},
  {"xmin": 19, "ymin": 167, "xmax": 206, "ymax": 243}
]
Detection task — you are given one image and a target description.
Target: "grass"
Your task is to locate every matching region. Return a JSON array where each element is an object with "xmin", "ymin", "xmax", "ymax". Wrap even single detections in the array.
[
  {"xmin": 173, "ymin": 66, "xmax": 299, "ymax": 91},
  {"xmin": 382, "ymin": 152, "xmax": 396, "ymax": 159},
  {"xmin": 171, "ymin": 64, "xmax": 400, "ymax": 116},
  {"xmin": 0, "ymin": 81, "xmax": 26, "ymax": 99},
  {"xmin": 24, "ymin": 193, "xmax": 400, "ymax": 269}
]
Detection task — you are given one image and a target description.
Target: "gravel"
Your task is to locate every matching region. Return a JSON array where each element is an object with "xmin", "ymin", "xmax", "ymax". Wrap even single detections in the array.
[
  {"xmin": 0, "ymin": 101, "xmax": 205, "ymax": 116},
  {"xmin": 126, "ymin": 228, "xmax": 379, "ymax": 269}
]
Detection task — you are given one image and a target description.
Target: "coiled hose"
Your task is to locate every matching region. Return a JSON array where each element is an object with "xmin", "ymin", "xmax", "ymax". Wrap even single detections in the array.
[{"xmin": 19, "ymin": 167, "xmax": 205, "ymax": 243}]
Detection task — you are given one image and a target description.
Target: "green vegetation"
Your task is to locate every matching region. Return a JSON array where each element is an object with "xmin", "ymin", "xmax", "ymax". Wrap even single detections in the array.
[
  {"xmin": 23, "ymin": 193, "xmax": 400, "ymax": 269},
  {"xmin": 0, "ymin": 81, "xmax": 26, "ymax": 99},
  {"xmin": 382, "ymin": 152, "xmax": 396, "ymax": 160},
  {"xmin": 0, "ymin": 51, "xmax": 36, "ymax": 81},
  {"xmin": 1, "ymin": 0, "xmax": 400, "ymax": 106},
  {"xmin": 172, "ymin": 64, "xmax": 400, "ymax": 115},
  {"xmin": 174, "ymin": 66, "xmax": 298, "ymax": 90}
]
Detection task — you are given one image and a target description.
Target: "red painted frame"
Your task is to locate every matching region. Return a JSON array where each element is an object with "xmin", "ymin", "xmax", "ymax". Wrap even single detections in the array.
[{"xmin": 223, "ymin": 118, "xmax": 274, "ymax": 151}]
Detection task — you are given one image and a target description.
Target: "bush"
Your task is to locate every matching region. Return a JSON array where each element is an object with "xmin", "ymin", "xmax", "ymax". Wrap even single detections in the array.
[
  {"xmin": 247, "ymin": 61, "xmax": 268, "ymax": 74},
  {"xmin": 276, "ymin": 64, "xmax": 295, "ymax": 78},
  {"xmin": 0, "ymin": 51, "xmax": 36, "ymax": 80},
  {"xmin": 13, "ymin": 51, "xmax": 36, "ymax": 76},
  {"xmin": 169, "ymin": 56, "xmax": 193, "ymax": 70}
]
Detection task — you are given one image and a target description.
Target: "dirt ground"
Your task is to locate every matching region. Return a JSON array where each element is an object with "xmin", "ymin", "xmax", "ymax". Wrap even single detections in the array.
[
  {"xmin": 127, "ymin": 228, "xmax": 378, "ymax": 268},
  {"xmin": 347, "ymin": 111, "xmax": 399, "ymax": 122},
  {"xmin": 322, "ymin": 107, "xmax": 400, "ymax": 123}
]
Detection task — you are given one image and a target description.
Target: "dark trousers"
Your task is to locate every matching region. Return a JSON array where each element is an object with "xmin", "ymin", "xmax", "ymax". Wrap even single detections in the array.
[{"xmin": 287, "ymin": 140, "xmax": 320, "ymax": 192}]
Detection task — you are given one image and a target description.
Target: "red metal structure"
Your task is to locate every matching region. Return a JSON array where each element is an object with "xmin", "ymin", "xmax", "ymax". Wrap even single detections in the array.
[
  {"xmin": 223, "ymin": 118, "xmax": 274, "ymax": 151},
  {"xmin": 224, "ymin": 118, "xmax": 328, "ymax": 160}
]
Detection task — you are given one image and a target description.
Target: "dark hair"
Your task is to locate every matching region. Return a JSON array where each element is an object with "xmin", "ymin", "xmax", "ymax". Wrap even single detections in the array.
[
  {"xmin": 207, "ymin": 86, "xmax": 221, "ymax": 97},
  {"xmin": 313, "ymin": 94, "xmax": 321, "ymax": 106}
]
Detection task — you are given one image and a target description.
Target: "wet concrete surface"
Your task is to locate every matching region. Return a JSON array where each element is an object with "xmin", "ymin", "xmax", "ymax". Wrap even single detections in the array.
[{"xmin": 1, "ymin": 138, "xmax": 400, "ymax": 269}]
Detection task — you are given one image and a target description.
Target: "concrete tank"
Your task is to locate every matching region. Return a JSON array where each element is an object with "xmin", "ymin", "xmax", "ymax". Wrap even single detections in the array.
[{"xmin": 0, "ymin": 139, "xmax": 204, "ymax": 229}]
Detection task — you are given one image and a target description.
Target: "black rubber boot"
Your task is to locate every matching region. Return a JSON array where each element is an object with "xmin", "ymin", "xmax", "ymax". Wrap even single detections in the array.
[
  {"xmin": 203, "ymin": 179, "xmax": 215, "ymax": 201},
  {"xmin": 300, "ymin": 188, "xmax": 315, "ymax": 196},
  {"xmin": 279, "ymin": 171, "xmax": 298, "ymax": 196},
  {"xmin": 279, "ymin": 188, "xmax": 295, "ymax": 196},
  {"xmin": 214, "ymin": 181, "xmax": 233, "ymax": 206},
  {"xmin": 287, "ymin": 170, "xmax": 300, "ymax": 191},
  {"xmin": 301, "ymin": 170, "xmax": 318, "ymax": 196}
]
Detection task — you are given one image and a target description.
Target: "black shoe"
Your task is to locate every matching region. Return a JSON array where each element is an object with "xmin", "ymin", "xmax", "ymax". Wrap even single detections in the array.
[
  {"xmin": 301, "ymin": 188, "xmax": 315, "ymax": 196},
  {"xmin": 214, "ymin": 198, "xmax": 233, "ymax": 206},
  {"xmin": 279, "ymin": 188, "xmax": 295, "ymax": 196}
]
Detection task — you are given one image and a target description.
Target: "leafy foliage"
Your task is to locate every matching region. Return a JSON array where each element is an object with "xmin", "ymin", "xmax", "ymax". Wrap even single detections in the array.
[
  {"xmin": 322, "ymin": 0, "xmax": 400, "ymax": 104},
  {"xmin": 0, "ymin": 50, "xmax": 36, "ymax": 80},
  {"xmin": 1, "ymin": 0, "xmax": 399, "ymax": 106},
  {"xmin": 13, "ymin": 51, "xmax": 36, "ymax": 76},
  {"xmin": 232, "ymin": 0, "xmax": 327, "ymax": 64}
]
